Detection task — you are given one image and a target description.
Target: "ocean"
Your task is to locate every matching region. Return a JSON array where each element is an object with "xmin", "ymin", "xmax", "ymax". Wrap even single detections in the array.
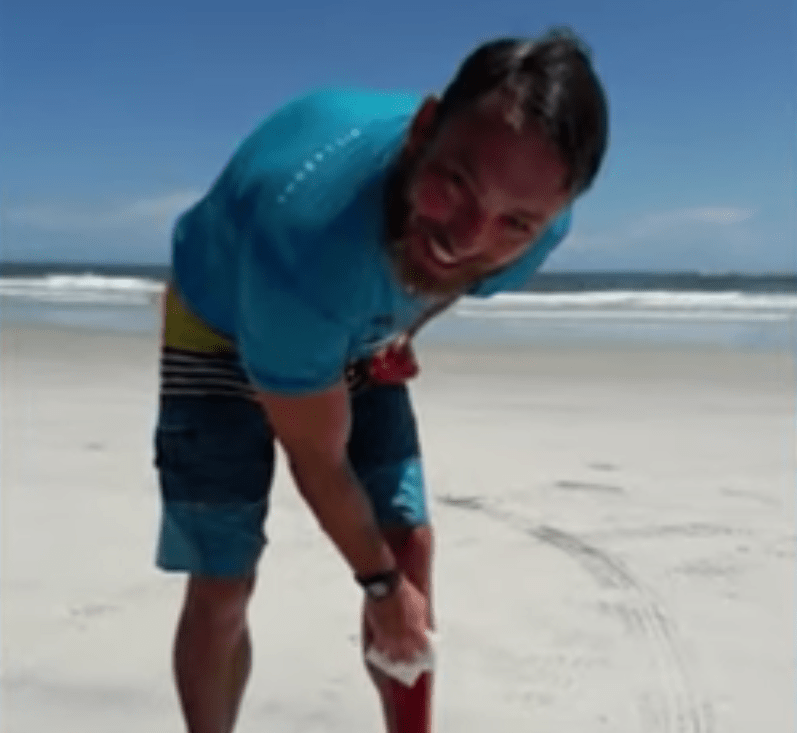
[{"xmin": 2, "ymin": 263, "xmax": 796, "ymax": 351}]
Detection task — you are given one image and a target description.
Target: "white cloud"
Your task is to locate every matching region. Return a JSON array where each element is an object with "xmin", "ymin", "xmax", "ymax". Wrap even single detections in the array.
[
  {"xmin": 5, "ymin": 190, "xmax": 202, "ymax": 236},
  {"xmin": 543, "ymin": 204, "xmax": 786, "ymax": 271},
  {"xmin": 626, "ymin": 207, "xmax": 756, "ymax": 238},
  {"xmin": 564, "ymin": 206, "xmax": 758, "ymax": 253},
  {"xmin": 685, "ymin": 207, "xmax": 756, "ymax": 224}
]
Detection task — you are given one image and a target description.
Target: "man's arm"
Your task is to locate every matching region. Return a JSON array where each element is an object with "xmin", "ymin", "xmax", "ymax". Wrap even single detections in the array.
[
  {"xmin": 253, "ymin": 380, "xmax": 429, "ymax": 661},
  {"xmin": 252, "ymin": 379, "xmax": 396, "ymax": 577}
]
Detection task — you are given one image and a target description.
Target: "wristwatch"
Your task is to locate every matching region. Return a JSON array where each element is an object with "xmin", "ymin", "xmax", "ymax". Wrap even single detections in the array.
[{"xmin": 355, "ymin": 569, "xmax": 401, "ymax": 600}]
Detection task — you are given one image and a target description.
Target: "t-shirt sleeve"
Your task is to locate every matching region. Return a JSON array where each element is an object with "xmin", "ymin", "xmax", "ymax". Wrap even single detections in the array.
[
  {"xmin": 236, "ymin": 234, "xmax": 351, "ymax": 395},
  {"xmin": 468, "ymin": 209, "xmax": 573, "ymax": 297}
]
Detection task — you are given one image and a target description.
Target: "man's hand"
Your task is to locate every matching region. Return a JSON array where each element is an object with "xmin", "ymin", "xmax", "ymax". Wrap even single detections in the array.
[{"xmin": 365, "ymin": 575, "xmax": 430, "ymax": 662}]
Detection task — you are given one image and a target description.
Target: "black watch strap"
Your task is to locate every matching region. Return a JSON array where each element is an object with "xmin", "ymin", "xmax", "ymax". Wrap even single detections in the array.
[{"xmin": 355, "ymin": 569, "xmax": 400, "ymax": 600}]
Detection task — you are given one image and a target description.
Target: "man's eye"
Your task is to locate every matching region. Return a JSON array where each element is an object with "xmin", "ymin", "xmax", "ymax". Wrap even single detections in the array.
[{"xmin": 506, "ymin": 217, "xmax": 532, "ymax": 233}]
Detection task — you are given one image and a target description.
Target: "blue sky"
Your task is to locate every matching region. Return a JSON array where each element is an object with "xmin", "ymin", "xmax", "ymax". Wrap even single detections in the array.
[{"xmin": 2, "ymin": 0, "xmax": 795, "ymax": 272}]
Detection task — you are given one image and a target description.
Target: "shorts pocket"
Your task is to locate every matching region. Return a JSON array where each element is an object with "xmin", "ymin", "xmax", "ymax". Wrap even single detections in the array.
[{"xmin": 154, "ymin": 398, "xmax": 275, "ymax": 504}]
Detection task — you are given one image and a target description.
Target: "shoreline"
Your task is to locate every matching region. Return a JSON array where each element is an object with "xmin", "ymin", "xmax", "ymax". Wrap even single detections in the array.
[{"xmin": 3, "ymin": 307, "xmax": 795, "ymax": 353}]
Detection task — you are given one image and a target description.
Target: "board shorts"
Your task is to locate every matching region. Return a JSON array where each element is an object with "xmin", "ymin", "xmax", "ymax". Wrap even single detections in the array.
[{"xmin": 154, "ymin": 383, "xmax": 428, "ymax": 578}]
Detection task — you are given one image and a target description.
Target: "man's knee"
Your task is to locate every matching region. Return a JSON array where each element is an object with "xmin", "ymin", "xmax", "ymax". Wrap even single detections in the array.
[{"xmin": 182, "ymin": 575, "xmax": 256, "ymax": 631}]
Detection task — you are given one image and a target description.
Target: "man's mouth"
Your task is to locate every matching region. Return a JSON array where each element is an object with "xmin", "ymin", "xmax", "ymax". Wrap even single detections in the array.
[
  {"xmin": 395, "ymin": 218, "xmax": 483, "ymax": 295},
  {"xmin": 425, "ymin": 233, "xmax": 459, "ymax": 267},
  {"xmin": 417, "ymin": 227, "xmax": 469, "ymax": 273}
]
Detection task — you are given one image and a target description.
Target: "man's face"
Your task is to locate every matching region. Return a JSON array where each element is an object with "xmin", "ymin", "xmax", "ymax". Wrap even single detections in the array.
[{"xmin": 393, "ymin": 95, "xmax": 571, "ymax": 296}]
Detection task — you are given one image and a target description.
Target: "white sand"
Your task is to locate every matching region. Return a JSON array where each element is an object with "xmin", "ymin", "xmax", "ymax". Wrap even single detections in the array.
[{"xmin": 2, "ymin": 324, "xmax": 794, "ymax": 732}]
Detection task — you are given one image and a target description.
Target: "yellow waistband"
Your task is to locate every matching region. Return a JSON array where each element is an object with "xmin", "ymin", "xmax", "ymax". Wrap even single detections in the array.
[{"xmin": 162, "ymin": 285, "xmax": 235, "ymax": 355}]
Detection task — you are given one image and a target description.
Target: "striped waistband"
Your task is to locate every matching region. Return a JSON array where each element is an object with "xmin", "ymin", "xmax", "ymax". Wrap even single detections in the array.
[
  {"xmin": 159, "ymin": 343, "xmax": 386, "ymax": 400},
  {"xmin": 159, "ymin": 346, "xmax": 255, "ymax": 399}
]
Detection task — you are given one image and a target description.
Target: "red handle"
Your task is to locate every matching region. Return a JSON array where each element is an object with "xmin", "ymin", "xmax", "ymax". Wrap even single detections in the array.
[{"xmin": 368, "ymin": 342, "xmax": 419, "ymax": 384}]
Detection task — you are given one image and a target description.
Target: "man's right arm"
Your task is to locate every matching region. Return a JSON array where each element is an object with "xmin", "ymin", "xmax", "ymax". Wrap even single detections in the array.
[
  {"xmin": 253, "ymin": 380, "xmax": 430, "ymax": 662},
  {"xmin": 253, "ymin": 379, "xmax": 396, "ymax": 578}
]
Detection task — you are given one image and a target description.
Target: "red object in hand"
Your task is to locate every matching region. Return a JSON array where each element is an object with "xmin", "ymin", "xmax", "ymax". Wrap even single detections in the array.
[
  {"xmin": 368, "ymin": 341, "xmax": 419, "ymax": 385},
  {"xmin": 387, "ymin": 674, "xmax": 431, "ymax": 732}
]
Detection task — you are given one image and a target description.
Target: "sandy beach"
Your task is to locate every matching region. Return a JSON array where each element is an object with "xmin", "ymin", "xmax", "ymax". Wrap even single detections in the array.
[{"xmin": 2, "ymin": 322, "xmax": 794, "ymax": 732}]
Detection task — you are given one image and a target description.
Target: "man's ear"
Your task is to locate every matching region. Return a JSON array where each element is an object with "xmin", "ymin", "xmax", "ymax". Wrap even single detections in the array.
[{"xmin": 405, "ymin": 96, "xmax": 440, "ymax": 157}]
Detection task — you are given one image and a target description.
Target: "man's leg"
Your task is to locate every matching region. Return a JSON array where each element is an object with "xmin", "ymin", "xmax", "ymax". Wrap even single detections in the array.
[
  {"xmin": 363, "ymin": 525, "xmax": 434, "ymax": 733},
  {"xmin": 154, "ymin": 394, "xmax": 275, "ymax": 733},
  {"xmin": 173, "ymin": 575, "xmax": 256, "ymax": 733}
]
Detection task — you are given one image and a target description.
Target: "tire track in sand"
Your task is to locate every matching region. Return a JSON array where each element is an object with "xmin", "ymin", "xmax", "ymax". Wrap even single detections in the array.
[{"xmin": 438, "ymin": 495, "xmax": 716, "ymax": 733}]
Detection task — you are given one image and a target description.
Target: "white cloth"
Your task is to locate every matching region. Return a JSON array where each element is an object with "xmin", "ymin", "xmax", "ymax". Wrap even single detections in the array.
[{"xmin": 365, "ymin": 631, "xmax": 437, "ymax": 687}]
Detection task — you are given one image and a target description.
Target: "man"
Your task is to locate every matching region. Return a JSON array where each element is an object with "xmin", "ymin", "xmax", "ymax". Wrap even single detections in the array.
[{"xmin": 154, "ymin": 28, "xmax": 608, "ymax": 733}]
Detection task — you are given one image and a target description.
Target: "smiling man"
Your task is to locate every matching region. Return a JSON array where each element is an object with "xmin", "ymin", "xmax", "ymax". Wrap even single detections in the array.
[{"xmin": 154, "ymin": 28, "xmax": 608, "ymax": 733}]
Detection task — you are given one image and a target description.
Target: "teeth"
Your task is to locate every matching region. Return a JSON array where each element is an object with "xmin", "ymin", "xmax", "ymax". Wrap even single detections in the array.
[{"xmin": 428, "ymin": 236, "xmax": 457, "ymax": 265}]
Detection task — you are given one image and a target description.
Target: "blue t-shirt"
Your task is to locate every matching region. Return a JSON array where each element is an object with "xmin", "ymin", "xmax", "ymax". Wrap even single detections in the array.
[{"xmin": 171, "ymin": 88, "xmax": 571, "ymax": 395}]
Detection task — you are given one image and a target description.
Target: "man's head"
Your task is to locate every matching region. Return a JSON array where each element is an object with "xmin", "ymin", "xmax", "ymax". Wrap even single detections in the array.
[{"xmin": 388, "ymin": 28, "xmax": 609, "ymax": 296}]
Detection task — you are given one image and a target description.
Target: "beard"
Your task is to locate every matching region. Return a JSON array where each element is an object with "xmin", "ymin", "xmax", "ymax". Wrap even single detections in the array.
[
  {"xmin": 382, "ymin": 154, "xmax": 489, "ymax": 299},
  {"xmin": 388, "ymin": 233, "xmax": 487, "ymax": 297}
]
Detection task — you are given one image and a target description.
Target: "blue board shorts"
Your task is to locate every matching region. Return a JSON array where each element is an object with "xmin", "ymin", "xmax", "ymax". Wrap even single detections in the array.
[{"xmin": 154, "ymin": 384, "xmax": 428, "ymax": 578}]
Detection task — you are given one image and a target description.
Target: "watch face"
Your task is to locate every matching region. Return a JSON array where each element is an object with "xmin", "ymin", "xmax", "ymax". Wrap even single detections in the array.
[{"xmin": 358, "ymin": 570, "xmax": 399, "ymax": 599}]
